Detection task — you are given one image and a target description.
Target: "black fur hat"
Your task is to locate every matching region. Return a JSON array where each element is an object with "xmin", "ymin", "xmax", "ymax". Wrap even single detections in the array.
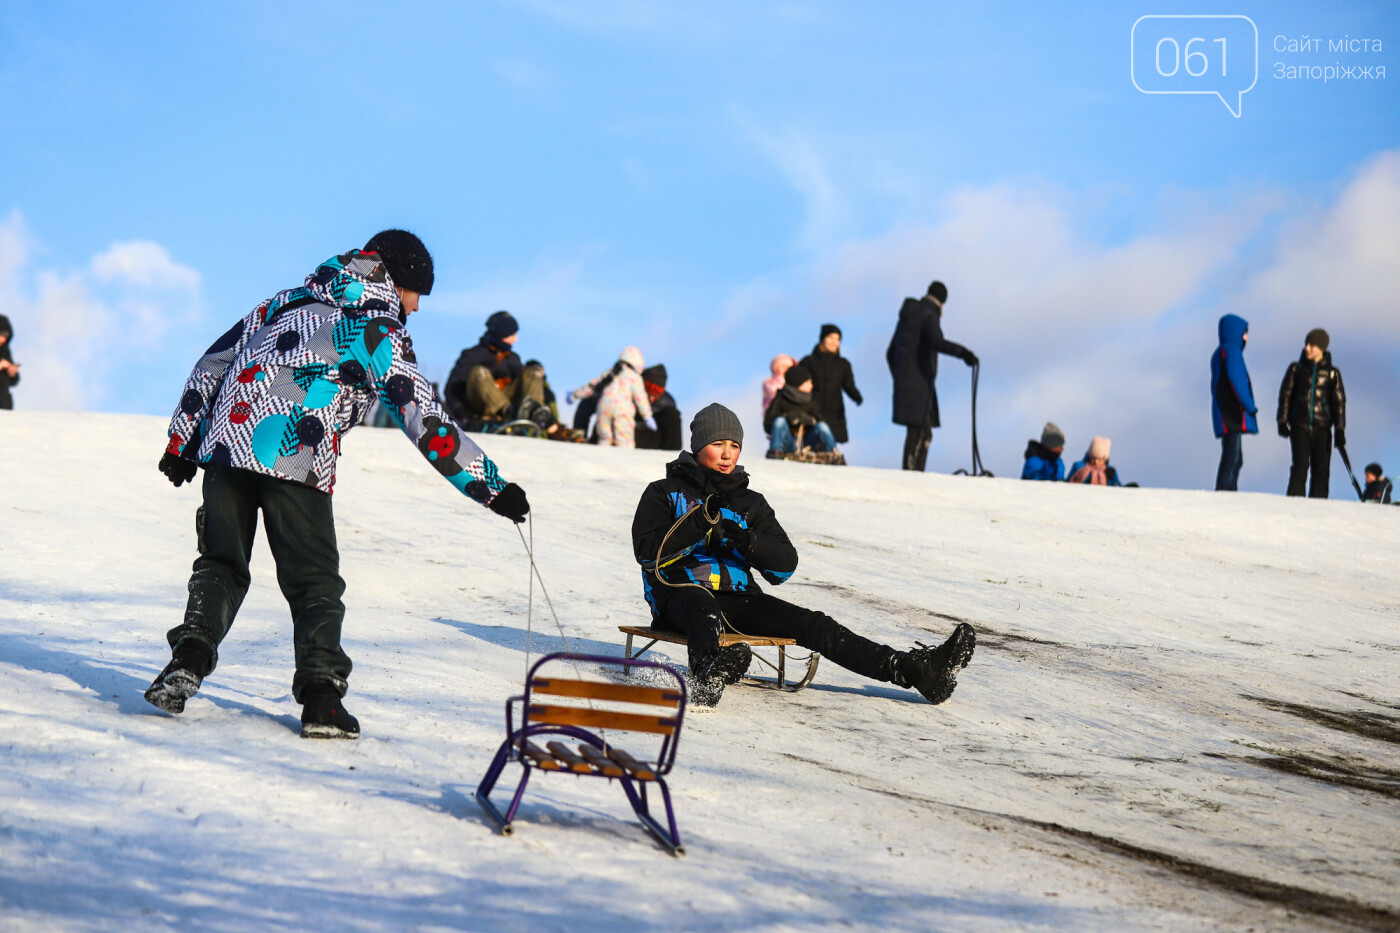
[
  {"xmin": 364, "ymin": 229, "xmax": 434, "ymax": 295},
  {"xmin": 927, "ymin": 280, "xmax": 948, "ymax": 304}
]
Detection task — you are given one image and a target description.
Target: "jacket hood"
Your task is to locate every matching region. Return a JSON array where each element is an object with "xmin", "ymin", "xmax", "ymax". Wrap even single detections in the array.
[
  {"xmin": 1024, "ymin": 439, "xmax": 1059, "ymax": 460},
  {"xmin": 1218, "ymin": 314, "xmax": 1249, "ymax": 348},
  {"xmin": 304, "ymin": 250, "xmax": 402, "ymax": 319},
  {"xmin": 620, "ymin": 346, "xmax": 645, "ymax": 371},
  {"xmin": 667, "ymin": 450, "xmax": 750, "ymax": 496},
  {"xmin": 900, "ymin": 296, "xmax": 938, "ymax": 321},
  {"xmin": 770, "ymin": 354, "xmax": 796, "ymax": 376}
]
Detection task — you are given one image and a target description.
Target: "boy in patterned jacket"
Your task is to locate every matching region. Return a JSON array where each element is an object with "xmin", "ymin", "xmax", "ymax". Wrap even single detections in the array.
[
  {"xmin": 146, "ymin": 230, "xmax": 529, "ymax": 738},
  {"xmin": 631, "ymin": 402, "xmax": 976, "ymax": 706}
]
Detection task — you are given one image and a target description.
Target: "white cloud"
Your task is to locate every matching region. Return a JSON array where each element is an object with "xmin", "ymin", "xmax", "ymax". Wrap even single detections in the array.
[{"xmin": 91, "ymin": 240, "xmax": 201, "ymax": 292}]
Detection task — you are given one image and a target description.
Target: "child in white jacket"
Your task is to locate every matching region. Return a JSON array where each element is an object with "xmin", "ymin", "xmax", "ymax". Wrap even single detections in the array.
[{"xmin": 570, "ymin": 346, "xmax": 653, "ymax": 447}]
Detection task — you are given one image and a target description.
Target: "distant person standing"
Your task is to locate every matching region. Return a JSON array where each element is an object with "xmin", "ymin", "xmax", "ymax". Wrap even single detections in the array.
[
  {"xmin": 1277, "ymin": 328, "xmax": 1346, "ymax": 499},
  {"xmin": 1210, "ymin": 314, "xmax": 1258, "ymax": 491},
  {"xmin": 886, "ymin": 281, "xmax": 976, "ymax": 471},
  {"xmin": 798, "ymin": 324, "xmax": 862, "ymax": 447},
  {"xmin": 0, "ymin": 315, "xmax": 19, "ymax": 410}
]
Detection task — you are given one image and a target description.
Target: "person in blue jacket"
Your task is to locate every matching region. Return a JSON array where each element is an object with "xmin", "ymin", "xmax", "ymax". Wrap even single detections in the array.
[
  {"xmin": 1210, "ymin": 314, "xmax": 1258, "ymax": 491},
  {"xmin": 1021, "ymin": 422, "xmax": 1066, "ymax": 481}
]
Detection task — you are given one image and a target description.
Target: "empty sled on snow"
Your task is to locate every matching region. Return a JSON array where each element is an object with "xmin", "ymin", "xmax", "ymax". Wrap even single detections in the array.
[
  {"xmin": 475, "ymin": 652, "xmax": 689, "ymax": 855},
  {"xmin": 618, "ymin": 625, "xmax": 821, "ymax": 693}
]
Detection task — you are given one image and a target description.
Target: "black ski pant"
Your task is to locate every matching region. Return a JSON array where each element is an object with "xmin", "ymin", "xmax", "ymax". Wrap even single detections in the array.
[
  {"xmin": 653, "ymin": 587, "xmax": 898, "ymax": 682},
  {"xmin": 901, "ymin": 426, "xmax": 932, "ymax": 472},
  {"xmin": 166, "ymin": 464, "xmax": 351, "ymax": 702},
  {"xmin": 1286, "ymin": 423, "xmax": 1331, "ymax": 498}
]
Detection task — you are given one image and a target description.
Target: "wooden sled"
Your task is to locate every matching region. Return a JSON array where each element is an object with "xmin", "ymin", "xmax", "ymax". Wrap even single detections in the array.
[
  {"xmin": 475, "ymin": 652, "xmax": 689, "ymax": 855},
  {"xmin": 618, "ymin": 625, "xmax": 821, "ymax": 693},
  {"xmin": 764, "ymin": 423, "xmax": 847, "ymax": 465}
]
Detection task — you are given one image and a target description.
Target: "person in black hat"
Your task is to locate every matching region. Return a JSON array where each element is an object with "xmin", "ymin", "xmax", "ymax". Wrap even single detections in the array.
[
  {"xmin": 631, "ymin": 402, "xmax": 976, "ymax": 707},
  {"xmin": 1362, "ymin": 463, "xmax": 1392, "ymax": 504},
  {"xmin": 146, "ymin": 230, "xmax": 530, "ymax": 739},
  {"xmin": 1277, "ymin": 328, "xmax": 1346, "ymax": 498},
  {"xmin": 635, "ymin": 364, "xmax": 682, "ymax": 450},
  {"xmin": 885, "ymin": 280, "xmax": 977, "ymax": 471},
  {"xmin": 0, "ymin": 314, "xmax": 19, "ymax": 410},
  {"xmin": 762, "ymin": 363, "xmax": 836, "ymax": 456},
  {"xmin": 443, "ymin": 310, "xmax": 551, "ymax": 428},
  {"xmin": 797, "ymin": 324, "xmax": 862, "ymax": 447}
]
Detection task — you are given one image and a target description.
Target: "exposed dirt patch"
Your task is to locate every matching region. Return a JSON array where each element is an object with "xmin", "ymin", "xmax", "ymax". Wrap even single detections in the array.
[
  {"xmin": 1244, "ymin": 694, "xmax": 1400, "ymax": 745},
  {"xmin": 1207, "ymin": 748, "xmax": 1400, "ymax": 800}
]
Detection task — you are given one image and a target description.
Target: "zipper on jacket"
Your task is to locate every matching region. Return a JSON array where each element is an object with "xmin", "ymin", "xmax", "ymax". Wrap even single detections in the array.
[{"xmin": 1308, "ymin": 361, "xmax": 1317, "ymax": 428}]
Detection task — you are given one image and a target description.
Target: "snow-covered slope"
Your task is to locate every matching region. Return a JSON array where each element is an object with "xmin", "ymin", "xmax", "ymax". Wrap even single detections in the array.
[{"xmin": 1, "ymin": 412, "xmax": 1397, "ymax": 932}]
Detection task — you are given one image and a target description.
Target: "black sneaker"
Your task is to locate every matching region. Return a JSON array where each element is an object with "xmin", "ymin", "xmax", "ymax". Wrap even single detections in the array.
[
  {"xmin": 896, "ymin": 623, "xmax": 976, "ymax": 705},
  {"xmin": 300, "ymin": 685, "xmax": 360, "ymax": 739},
  {"xmin": 689, "ymin": 643, "xmax": 753, "ymax": 708},
  {"xmin": 144, "ymin": 642, "xmax": 211, "ymax": 714}
]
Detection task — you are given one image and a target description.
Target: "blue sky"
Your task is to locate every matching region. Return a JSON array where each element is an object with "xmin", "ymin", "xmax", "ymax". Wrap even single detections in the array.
[{"xmin": 2, "ymin": 1, "xmax": 1397, "ymax": 492}]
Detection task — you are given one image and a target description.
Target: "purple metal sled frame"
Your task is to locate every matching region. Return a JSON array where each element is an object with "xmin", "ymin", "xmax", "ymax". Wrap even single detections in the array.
[{"xmin": 474, "ymin": 652, "xmax": 689, "ymax": 856}]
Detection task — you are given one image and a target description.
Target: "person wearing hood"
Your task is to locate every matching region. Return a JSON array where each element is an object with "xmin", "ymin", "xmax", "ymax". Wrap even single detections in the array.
[
  {"xmin": 885, "ymin": 280, "xmax": 977, "ymax": 471},
  {"xmin": 1210, "ymin": 314, "xmax": 1258, "ymax": 491},
  {"xmin": 1362, "ymin": 463, "xmax": 1392, "ymax": 504},
  {"xmin": 568, "ymin": 346, "xmax": 654, "ymax": 448},
  {"xmin": 763, "ymin": 363, "xmax": 836, "ymax": 455},
  {"xmin": 147, "ymin": 231, "xmax": 530, "ymax": 739},
  {"xmin": 762, "ymin": 354, "xmax": 796, "ymax": 417},
  {"xmin": 635, "ymin": 364, "xmax": 682, "ymax": 451},
  {"xmin": 0, "ymin": 314, "xmax": 19, "ymax": 410},
  {"xmin": 798, "ymin": 324, "xmax": 862, "ymax": 445},
  {"xmin": 444, "ymin": 310, "xmax": 550, "ymax": 428},
  {"xmin": 1069, "ymin": 436, "xmax": 1124, "ymax": 486},
  {"xmin": 1277, "ymin": 328, "xmax": 1346, "ymax": 498},
  {"xmin": 631, "ymin": 403, "xmax": 976, "ymax": 707},
  {"xmin": 1021, "ymin": 422, "xmax": 1066, "ymax": 481}
]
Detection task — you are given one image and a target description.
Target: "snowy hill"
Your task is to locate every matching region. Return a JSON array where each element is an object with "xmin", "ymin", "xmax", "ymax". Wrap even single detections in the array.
[{"xmin": 1, "ymin": 412, "xmax": 1397, "ymax": 933}]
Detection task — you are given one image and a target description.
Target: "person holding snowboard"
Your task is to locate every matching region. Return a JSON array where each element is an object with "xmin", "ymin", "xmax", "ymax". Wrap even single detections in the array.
[
  {"xmin": 631, "ymin": 402, "xmax": 976, "ymax": 706},
  {"xmin": 146, "ymin": 230, "xmax": 530, "ymax": 739},
  {"xmin": 886, "ymin": 280, "xmax": 977, "ymax": 471},
  {"xmin": 1277, "ymin": 328, "xmax": 1346, "ymax": 499},
  {"xmin": 1210, "ymin": 314, "xmax": 1258, "ymax": 491}
]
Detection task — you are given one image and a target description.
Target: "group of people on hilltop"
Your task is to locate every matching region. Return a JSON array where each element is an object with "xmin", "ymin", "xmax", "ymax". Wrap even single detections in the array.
[
  {"xmin": 762, "ymin": 324, "xmax": 863, "ymax": 457},
  {"xmin": 1021, "ymin": 423, "xmax": 1129, "ymax": 486},
  {"xmin": 141, "ymin": 229, "xmax": 979, "ymax": 741}
]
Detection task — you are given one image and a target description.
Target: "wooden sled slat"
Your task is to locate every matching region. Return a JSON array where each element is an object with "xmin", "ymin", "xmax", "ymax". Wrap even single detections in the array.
[
  {"xmin": 606, "ymin": 746, "xmax": 657, "ymax": 781},
  {"xmin": 617, "ymin": 624, "xmax": 797, "ymax": 649},
  {"xmin": 531, "ymin": 677, "xmax": 682, "ymax": 707},
  {"xmin": 545, "ymin": 741, "xmax": 595, "ymax": 774},
  {"xmin": 577, "ymin": 744, "xmax": 626, "ymax": 777},
  {"xmin": 528, "ymin": 704, "xmax": 677, "ymax": 736},
  {"xmin": 517, "ymin": 738, "xmax": 564, "ymax": 771}
]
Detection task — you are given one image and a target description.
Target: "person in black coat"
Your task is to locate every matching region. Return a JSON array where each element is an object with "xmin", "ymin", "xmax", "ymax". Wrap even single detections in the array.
[
  {"xmin": 444, "ymin": 311, "xmax": 547, "ymax": 425},
  {"xmin": 1277, "ymin": 328, "xmax": 1346, "ymax": 499},
  {"xmin": 798, "ymin": 324, "xmax": 862, "ymax": 445},
  {"xmin": 885, "ymin": 281, "xmax": 977, "ymax": 471},
  {"xmin": 635, "ymin": 364, "xmax": 683, "ymax": 450},
  {"xmin": 631, "ymin": 403, "xmax": 976, "ymax": 706},
  {"xmin": 0, "ymin": 315, "xmax": 19, "ymax": 410},
  {"xmin": 1362, "ymin": 464, "xmax": 1393, "ymax": 504}
]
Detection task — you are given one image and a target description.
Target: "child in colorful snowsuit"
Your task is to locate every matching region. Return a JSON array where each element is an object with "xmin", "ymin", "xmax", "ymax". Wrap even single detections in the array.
[
  {"xmin": 146, "ymin": 231, "xmax": 530, "ymax": 739},
  {"xmin": 631, "ymin": 402, "xmax": 976, "ymax": 706},
  {"xmin": 569, "ymin": 346, "xmax": 653, "ymax": 448}
]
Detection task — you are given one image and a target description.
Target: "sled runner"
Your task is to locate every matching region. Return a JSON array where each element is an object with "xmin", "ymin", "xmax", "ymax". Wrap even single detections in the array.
[
  {"xmin": 618, "ymin": 625, "xmax": 822, "ymax": 692},
  {"xmin": 458, "ymin": 416, "xmax": 547, "ymax": 439},
  {"xmin": 475, "ymin": 652, "xmax": 689, "ymax": 856}
]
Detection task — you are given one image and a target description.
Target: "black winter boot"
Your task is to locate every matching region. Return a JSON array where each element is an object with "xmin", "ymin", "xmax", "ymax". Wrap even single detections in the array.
[
  {"xmin": 144, "ymin": 641, "xmax": 212, "ymax": 714},
  {"xmin": 894, "ymin": 623, "xmax": 976, "ymax": 705},
  {"xmin": 300, "ymin": 683, "xmax": 360, "ymax": 739},
  {"xmin": 689, "ymin": 643, "xmax": 753, "ymax": 708}
]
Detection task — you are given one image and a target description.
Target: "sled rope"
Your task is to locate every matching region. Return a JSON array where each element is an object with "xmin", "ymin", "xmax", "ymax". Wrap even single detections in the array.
[{"xmin": 515, "ymin": 518, "xmax": 588, "ymax": 685}]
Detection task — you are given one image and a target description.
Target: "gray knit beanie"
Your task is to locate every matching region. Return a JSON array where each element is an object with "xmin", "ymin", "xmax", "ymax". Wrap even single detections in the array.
[
  {"xmin": 690, "ymin": 403, "xmax": 743, "ymax": 453},
  {"xmin": 1040, "ymin": 421, "xmax": 1065, "ymax": 449}
]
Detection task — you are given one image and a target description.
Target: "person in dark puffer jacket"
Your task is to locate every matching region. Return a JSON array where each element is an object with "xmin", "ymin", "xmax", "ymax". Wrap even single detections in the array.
[
  {"xmin": 798, "ymin": 324, "xmax": 862, "ymax": 445},
  {"xmin": 1362, "ymin": 463, "xmax": 1392, "ymax": 504},
  {"xmin": 763, "ymin": 363, "xmax": 835, "ymax": 455},
  {"xmin": 635, "ymin": 364, "xmax": 682, "ymax": 450},
  {"xmin": 631, "ymin": 403, "xmax": 976, "ymax": 707},
  {"xmin": 1277, "ymin": 328, "xmax": 1346, "ymax": 499},
  {"xmin": 444, "ymin": 311, "xmax": 550, "ymax": 427},
  {"xmin": 147, "ymin": 230, "xmax": 530, "ymax": 740},
  {"xmin": 0, "ymin": 314, "xmax": 19, "ymax": 410}
]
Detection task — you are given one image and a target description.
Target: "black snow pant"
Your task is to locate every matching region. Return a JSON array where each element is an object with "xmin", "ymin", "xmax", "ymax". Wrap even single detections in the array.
[
  {"xmin": 1286, "ymin": 424, "xmax": 1332, "ymax": 498},
  {"xmin": 166, "ymin": 464, "xmax": 351, "ymax": 702},
  {"xmin": 901, "ymin": 426, "xmax": 932, "ymax": 471},
  {"xmin": 654, "ymin": 587, "xmax": 899, "ymax": 682}
]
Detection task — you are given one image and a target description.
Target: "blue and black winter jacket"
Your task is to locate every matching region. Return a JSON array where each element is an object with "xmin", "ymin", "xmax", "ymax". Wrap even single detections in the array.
[
  {"xmin": 1021, "ymin": 440, "xmax": 1065, "ymax": 481},
  {"xmin": 1210, "ymin": 314, "xmax": 1258, "ymax": 438},
  {"xmin": 632, "ymin": 452, "xmax": 797, "ymax": 620}
]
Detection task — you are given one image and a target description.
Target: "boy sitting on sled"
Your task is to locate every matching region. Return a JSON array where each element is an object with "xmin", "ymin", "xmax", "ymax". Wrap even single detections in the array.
[{"xmin": 631, "ymin": 402, "xmax": 976, "ymax": 706}]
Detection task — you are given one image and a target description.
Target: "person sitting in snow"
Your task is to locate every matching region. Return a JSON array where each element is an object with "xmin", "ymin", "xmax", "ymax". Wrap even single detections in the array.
[
  {"xmin": 568, "ymin": 346, "xmax": 654, "ymax": 448},
  {"xmin": 0, "ymin": 314, "xmax": 20, "ymax": 410},
  {"xmin": 631, "ymin": 402, "xmax": 976, "ymax": 706},
  {"xmin": 635, "ymin": 364, "xmax": 682, "ymax": 450},
  {"xmin": 1021, "ymin": 422, "xmax": 1066, "ymax": 481},
  {"xmin": 1068, "ymin": 436, "xmax": 1124, "ymax": 486},
  {"xmin": 1362, "ymin": 463, "xmax": 1393, "ymax": 504},
  {"xmin": 147, "ymin": 230, "xmax": 531, "ymax": 739},
  {"xmin": 761, "ymin": 353, "xmax": 797, "ymax": 419},
  {"xmin": 444, "ymin": 311, "xmax": 551, "ymax": 430},
  {"xmin": 763, "ymin": 363, "xmax": 836, "ymax": 457}
]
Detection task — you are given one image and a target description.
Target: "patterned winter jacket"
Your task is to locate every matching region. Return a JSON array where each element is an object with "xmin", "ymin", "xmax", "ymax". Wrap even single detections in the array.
[
  {"xmin": 166, "ymin": 250, "xmax": 508, "ymax": 505},
  {"xmin": 572, "ymin": 346, "xmax": 653, "ymax": 423},
  {"xmin": 631, "ymin": 451, "xmax": 797, "ymax": 620}
]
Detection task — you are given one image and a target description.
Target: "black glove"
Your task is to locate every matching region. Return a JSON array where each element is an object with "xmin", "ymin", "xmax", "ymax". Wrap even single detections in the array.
[
  {"xmin": 963, "ymin": 350, "xmax": 979, "ymax": 367},
  {"xmin": 1334, "ymin": 428, "xmax": 1345, "ymax": 448},
  {"xmin": 1278, "ymin": 422, "xmax": 1290, "ymax": 438},
  {"xmin": 488, "ymin": 483, "xmax": 530, "ymax": 523},
  {"xmin": 159, "ymin": 452, "xmax": 198, "ymax": 488},
  {"xmin": 713, "ymin": 518, "xmax": 751, "ymax": 552}
]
